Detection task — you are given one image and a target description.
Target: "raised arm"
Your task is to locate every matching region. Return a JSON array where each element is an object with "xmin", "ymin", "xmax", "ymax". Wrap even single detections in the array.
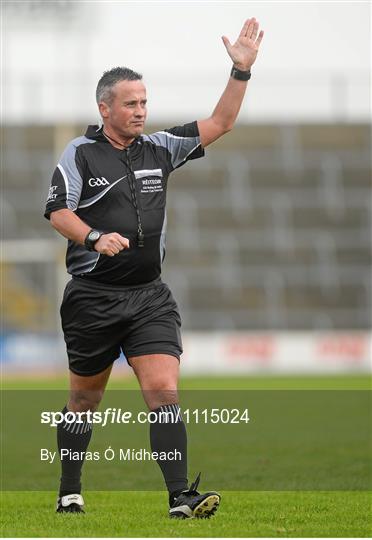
[{"xmin": 197, "ymin": 18, "xmax": 264, "ymax": 148}]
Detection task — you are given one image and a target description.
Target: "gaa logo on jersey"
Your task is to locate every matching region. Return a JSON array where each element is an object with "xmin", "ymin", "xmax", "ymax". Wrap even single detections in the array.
[{"xmin": 88, "ymin": 177, "xmax": 110, "ymax": 187}]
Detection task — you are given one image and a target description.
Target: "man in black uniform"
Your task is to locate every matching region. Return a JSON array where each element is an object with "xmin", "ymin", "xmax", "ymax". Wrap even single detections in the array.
[{"xmin": 45, "ymin": 18, "xmax": 263, "ymax": 518}]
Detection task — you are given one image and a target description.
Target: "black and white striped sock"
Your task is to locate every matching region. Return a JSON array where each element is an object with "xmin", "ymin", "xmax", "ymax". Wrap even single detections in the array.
[
  {"xmin": 150, "ymin": 403, "xmax": 188, "ymax": 502},
  {"xmin": 156, "ymin": 403, "xmax": 183, "ymax": 424},
  {"xmin": 57, "ymin": 406, "xmax": 93, "ymax": 497}
]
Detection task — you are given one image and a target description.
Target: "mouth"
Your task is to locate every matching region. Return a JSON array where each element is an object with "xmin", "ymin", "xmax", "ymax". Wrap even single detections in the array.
[{"xmin": 132, "ymin": 122, "xmax": 144, "ymax": 126}]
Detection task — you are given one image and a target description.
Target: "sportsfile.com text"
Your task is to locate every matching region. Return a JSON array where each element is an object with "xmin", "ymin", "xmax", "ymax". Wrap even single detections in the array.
[{"xmin": 41, "ymin": 408, "xmax": 250, "ymax": 427}]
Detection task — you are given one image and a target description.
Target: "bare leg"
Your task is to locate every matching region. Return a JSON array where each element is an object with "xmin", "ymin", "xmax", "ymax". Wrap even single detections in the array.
[
  {"xmin": 129, "ymin": 354, "xmax": 187, "ymax": 500},
  {"xmin": 57, "ymin": 363, "xmax": 113, "ymax": 503},
  {"xmin": 68, "ymin": 363, "xmax": 113, "ymax": 412},
  {"xmin": 129, "ymin": 353, "xmax": 179, "ymax": 410}
]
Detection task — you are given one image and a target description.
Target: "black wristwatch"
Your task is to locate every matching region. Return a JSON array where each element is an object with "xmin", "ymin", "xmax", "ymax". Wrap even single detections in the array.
[
  {"xmin": 84, "ymin": 229, "xmax": 103, "ymax": 251},
  {"xmin": 230, "ymin": 66, "xmax": 251, "ymax": 81}
]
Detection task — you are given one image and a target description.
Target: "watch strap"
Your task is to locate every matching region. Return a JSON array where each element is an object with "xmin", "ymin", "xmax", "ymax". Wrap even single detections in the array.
[
  {"xmin": 84, "ymin": 229, "xmax": 103, "ymax": 252},
  {"xmin": 230, "ymin": 66, "xmax": 251, "ymax": 81}
]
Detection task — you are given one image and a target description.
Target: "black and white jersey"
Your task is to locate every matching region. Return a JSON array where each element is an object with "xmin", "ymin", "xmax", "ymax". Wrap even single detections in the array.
[{"xmin": 44, "ymin": 122, "xmax": 204, "ymax": 285}]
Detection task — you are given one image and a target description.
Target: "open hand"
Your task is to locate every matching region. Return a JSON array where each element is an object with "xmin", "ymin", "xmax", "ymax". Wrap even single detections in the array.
[{"xmin": 222, "ymin": 18, "xmax": 264, "ymax": 71}]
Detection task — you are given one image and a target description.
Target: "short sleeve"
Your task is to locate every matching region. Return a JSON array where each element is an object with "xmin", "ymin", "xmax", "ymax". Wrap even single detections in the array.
[
  {"xmin": 44, "ymin": 141, "xmax": 84, "ymax": 220},
  {"xmin": 145, "ymin": 121, "xmax": 205, "ymax": 171}
]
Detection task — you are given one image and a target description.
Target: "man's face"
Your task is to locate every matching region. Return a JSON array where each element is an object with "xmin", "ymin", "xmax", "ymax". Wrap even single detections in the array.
[{"xmin": 99, "ymin": 79, "xmax": 147, "ymax": 139}]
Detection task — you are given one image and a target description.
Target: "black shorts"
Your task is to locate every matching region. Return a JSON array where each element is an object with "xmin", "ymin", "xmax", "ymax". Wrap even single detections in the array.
[{"xmin": 60, "ymin": 276, "xmax": 183, "ymax": 376}]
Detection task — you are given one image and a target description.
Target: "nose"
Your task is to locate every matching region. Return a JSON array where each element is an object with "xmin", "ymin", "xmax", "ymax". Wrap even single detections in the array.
[{"xmin": 134, "ymin": 103, "xmax": 146, "ymax": 118}]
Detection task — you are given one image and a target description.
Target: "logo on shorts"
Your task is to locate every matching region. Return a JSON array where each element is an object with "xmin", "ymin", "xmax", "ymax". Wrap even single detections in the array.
[{"xmin": 88, "ymin": 177, "xmax": 110, "ymax": 187}]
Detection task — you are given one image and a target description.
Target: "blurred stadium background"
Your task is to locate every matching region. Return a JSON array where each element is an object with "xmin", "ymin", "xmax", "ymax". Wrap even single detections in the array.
[{"xmin": 1, "ymin": 1, "xmax": 371, "ymax": 377}]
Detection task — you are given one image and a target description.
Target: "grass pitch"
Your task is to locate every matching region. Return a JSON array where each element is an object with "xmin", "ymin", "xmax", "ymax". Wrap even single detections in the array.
[
  {"xmin": 1, "ymin": 374, "xmax": 371, "ymax": 537},
  {"xmin": 1, "ymin": 490, "xmax": 371, "ymax": 537}
]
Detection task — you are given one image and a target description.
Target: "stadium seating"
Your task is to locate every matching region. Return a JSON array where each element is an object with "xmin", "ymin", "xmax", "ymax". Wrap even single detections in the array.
[{"xmin": 2, "ymin": 124, "xmax": 370, "ymax": 331}]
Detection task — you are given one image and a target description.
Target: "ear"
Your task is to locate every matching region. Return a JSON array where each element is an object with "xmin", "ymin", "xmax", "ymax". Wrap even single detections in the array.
[{"xmin": 99, "ymin": 101, "xmax": 110, "ymax": 118}]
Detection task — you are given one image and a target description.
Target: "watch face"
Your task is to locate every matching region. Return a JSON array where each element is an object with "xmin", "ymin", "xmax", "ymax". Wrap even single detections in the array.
[{"xmin": 89, "ymin": 231, "xmax": 101, "ymax": 242}]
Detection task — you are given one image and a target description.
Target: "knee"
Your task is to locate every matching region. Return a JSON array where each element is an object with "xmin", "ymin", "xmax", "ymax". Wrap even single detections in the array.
[
  {"xmin": 142, "ymin": 374, "xmax": 177, "ymax": 392},
  {"xmin": 141, "ymin": 379, "xmax": 178, "ymax": 410},
  {"xmin": 68, "ymin": 389, "xmax": 103, "ymax": 412},
  {"xmin": 143, "ymin": 379, "xmax": 178, "ymax": 400}
]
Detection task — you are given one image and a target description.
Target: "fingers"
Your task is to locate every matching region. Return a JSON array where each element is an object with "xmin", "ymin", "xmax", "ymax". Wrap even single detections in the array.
[
  {"xmin": 113, "ymin": 233, "xmax": 130, "ymax": 249},
  {"xmin": 244, "ymin": 18, "xmax": 264, "ymax": 46},
  {"xmin": 239, "ymin": 18, "xmax": 251, "ymax": 38},
  {"xmin": 107, "ymin": 249, "xmax": 119, "ymax": 257},
  {"xmin": 106, "ymin": 234, "xmax": 129, "ymax": 253},
  {"xmin": 255, "ymin": 29, "xmax": 264, "ymax": 47},
  {"xmin": 246, "ymin": 17, "xmax": 256, "ymax": 38},
  {"xmin": 96, "ymin": 233, "xmax": 130, "ymax": 256},
  {"xmin": 250, "ymin": 20, "xmax": 259, "ymax": 41},
  {"xmin": 221, "ymin": 35, "xmax": 232, "ymax": 51},
  {"xmin": 241, "ymin": 17, "xmax": 263, "ymax": 43}
]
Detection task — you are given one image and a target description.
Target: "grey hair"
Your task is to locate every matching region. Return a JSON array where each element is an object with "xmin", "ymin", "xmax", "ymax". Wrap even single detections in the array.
[{"xmin": 96, "ymin": 67, "xmax": 142, "ymax": 105}]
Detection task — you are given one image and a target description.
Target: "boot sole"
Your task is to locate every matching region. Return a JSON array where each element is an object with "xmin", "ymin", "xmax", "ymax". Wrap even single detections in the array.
[{"xmin": 192, "ymin": 494, "xmax": 220, "ymax": 519}]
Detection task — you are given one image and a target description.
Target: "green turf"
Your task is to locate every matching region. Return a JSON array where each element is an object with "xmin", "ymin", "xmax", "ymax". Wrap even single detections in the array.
[
  {"xmin": 2, "ymin": 373, "xmax": 371, "ymax": 390},
  {"xmin": 2, "ymin": 388, "xmax": 370, "ymax": 492},
  {"xmin": 1, "ymin": 375, "xmax": 371, "ymax": 537},
  {"xmin": 1, "ymin": 490, "xmax": 371, "ymax": 537}
]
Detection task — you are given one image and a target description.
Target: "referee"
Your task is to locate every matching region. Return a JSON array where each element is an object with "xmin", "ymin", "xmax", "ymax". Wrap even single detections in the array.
[{"xmin": 45, "ymin": 18, "xmax": 263, "ymax": 518}]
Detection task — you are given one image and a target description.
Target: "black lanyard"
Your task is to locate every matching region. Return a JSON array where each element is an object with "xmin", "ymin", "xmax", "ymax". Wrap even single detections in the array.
[
  {"xmin": 124, "ymin": 148, "xmax": 144, "ymax": 248},
  {"xmin": 103, "ymin": 130, "xmax": 144, "ymax": 247}
]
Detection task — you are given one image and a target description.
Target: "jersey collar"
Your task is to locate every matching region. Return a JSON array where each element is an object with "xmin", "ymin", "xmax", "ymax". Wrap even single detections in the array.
[{"xmin": 85, "ymin": 125, "xmax": 142, "ymax": 149}]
